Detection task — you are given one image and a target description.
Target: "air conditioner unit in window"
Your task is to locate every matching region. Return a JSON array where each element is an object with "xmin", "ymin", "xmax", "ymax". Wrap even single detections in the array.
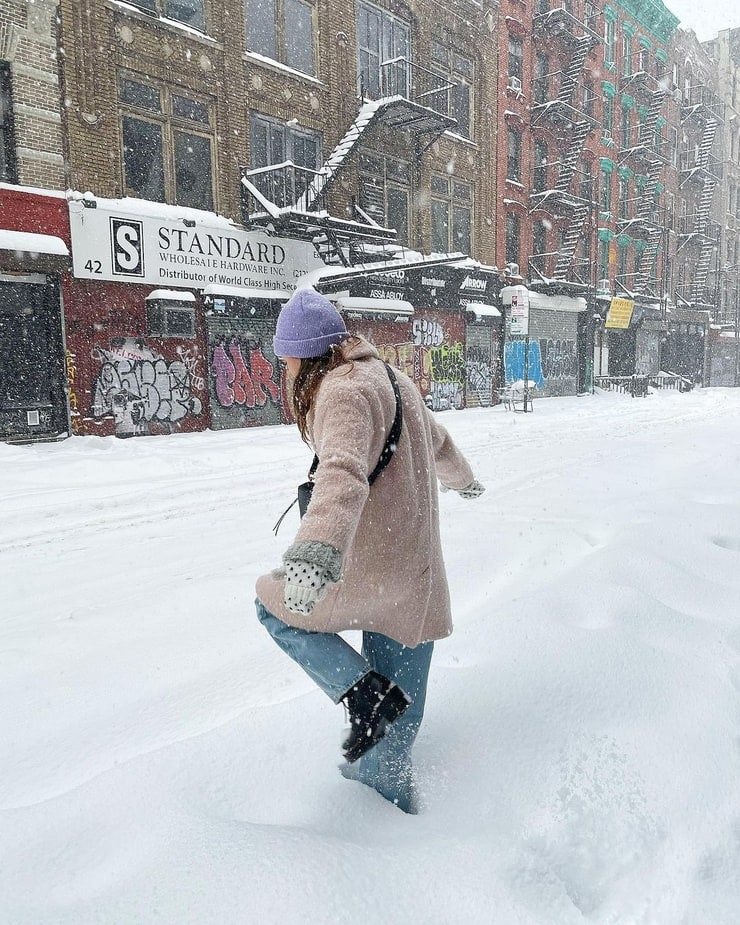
[
  {"xmin": 597, "ymin": 278, "xmax": 611, "ymax": 292},
  {"xmin": 508, "ymin": 75, "xmax": 522, "ymax": 92},
  {"xmin": 507, "ymin": 262, "xmax": 520, "ymax": 276},
  {"xmin": 601, "ymin": 129, "xmax": 612, "ymax": 140}
]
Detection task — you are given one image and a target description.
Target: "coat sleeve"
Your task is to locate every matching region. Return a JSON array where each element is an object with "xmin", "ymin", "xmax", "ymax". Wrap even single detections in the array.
[
  {"xmin": 425, "ymin": 405, "xmax": 475, "ymax": 491},
  {"xmin": 286, "ymin": 375, "xmax": 376, "ymax": 565}
]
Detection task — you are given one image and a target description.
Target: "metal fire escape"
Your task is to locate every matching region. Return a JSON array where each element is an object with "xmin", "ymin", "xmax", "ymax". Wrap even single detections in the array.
[
  {"xmin": 240, "ymin": 59, "xmax": 455, "ymax": 267},
  {"xmin": 616, "ymin": 69, "xmax": 670, "ymax": 296},
  {"xmin": 677, "ymin": 85, "xmax": 724, "ymax": 307},
  {"xmin": 529, "ymin": 6, "xmax": 601, "ymax": 283}
]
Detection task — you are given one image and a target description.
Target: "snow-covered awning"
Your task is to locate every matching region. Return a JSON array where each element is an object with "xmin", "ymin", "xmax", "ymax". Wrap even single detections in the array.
[
  {"xmin": 146, "ymin": 289, "xmax": 197, "ymax": 302},
  {"xmin": 334, "ymin": 296, "xmax": 413, "ymax": 317},
  {"xmin": 501, "ymin": 286, "xmax": 587, "ymax": 313},
  {"xmin": 465, "ymin": 302, "xmax": 501, "ymax": 319},
  {"xmin": 202, "ymin": 283, "xmax": 293, "ymax": 300},
  {"xmin": 0, "ymin": 229, "xmax": 70, "ymax": 271},
  {"xmin": 0, "ymin": 229, "xmax": 69, "ymax": 256}
]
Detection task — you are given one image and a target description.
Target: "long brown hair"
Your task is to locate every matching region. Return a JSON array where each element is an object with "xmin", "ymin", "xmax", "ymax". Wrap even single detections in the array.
[{"xmin": 290, "ymin": 336, "xmax": 361, "ymax": 443}]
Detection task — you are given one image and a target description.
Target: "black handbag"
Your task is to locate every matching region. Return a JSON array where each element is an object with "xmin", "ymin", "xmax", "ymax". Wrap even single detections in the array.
[{"xmin": 273, "ymin": 363, "xmax": 403, "ymax": 534}]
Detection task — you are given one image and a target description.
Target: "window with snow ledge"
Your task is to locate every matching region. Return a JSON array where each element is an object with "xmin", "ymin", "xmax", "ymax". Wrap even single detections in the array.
[
  {"xmin": 505, "ymin": 211, "xmax": 520, "ymax": 266},
  {"xmin": 0, "ymin": 61, "xmax": 17, "ymax": 184},
  {"xmin": 430, "ymin": 41, "xmax": 474, "ymax": 139},
  {"xmin": 357, "ymin": 1, "xmax": 410, "ymax": 100},
  {"xmin": 249, "ymin": 114, "xmax": 322, "ymax": 209},
  {"xmin": 146, "ymin": 295, "xmax": 196, "ymax": 338},
  {"xmin": 124, "ymin": 0, "xmax": 205, "ymax": 32},
  {"xmin": 359, "ymin": 151, "xmax": 411, "ymax": 246},
  {"xmin": 506, "ymin": 126, "xmax": 522, "ymax": 184},
  {"xmin": 247, "ymin": 0, "xmax": 317, "ymax": 77},
  {"xmin": 430, "ymin": 174, "xmax": 472, "ymax": 255},
  {"xmin": 119, "ymin": 74, "xmax": 214, "ymax": 210}
]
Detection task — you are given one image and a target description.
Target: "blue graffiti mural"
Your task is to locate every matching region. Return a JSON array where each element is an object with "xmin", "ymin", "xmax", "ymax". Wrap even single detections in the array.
[{"xmin": 504, "ymin": 340, "xmax": 545, "ymax": 388}]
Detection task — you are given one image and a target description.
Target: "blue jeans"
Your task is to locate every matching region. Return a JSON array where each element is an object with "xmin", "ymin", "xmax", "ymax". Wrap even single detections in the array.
[{"xmin": 256, "ymin": 599, "xmax": 433, "ymax": 813}]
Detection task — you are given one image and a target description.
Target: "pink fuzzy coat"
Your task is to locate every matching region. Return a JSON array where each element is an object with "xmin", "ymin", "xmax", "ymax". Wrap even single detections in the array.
[{"xmin": 255, "ymin": 337, "xmax": 475, "ymax": 648}]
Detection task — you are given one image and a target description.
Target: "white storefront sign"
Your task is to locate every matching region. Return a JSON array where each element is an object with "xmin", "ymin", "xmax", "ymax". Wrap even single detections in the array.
[
  {"xmin": 508, "ymin": 285, "xmax": 530, "ymax": 336},
  {"xmin": 68, "ymin": 198, "xmax": 323, "ymax": 292}
]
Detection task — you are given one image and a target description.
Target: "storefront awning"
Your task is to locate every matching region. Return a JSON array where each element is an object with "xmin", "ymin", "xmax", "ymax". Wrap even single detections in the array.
[
  {"xmin": 466, "ymin": 302, "xmax": 501, "ymax": 319},
  {"xmin": 202, "ymin": 283, "xmax": 293, "ymax": 300},
  {"xmin": 502, "ymin": 286, "xmax": 587, "ymax": 313},
  {"xmin": 0, "ymin": 229, "xmax": 70, "ymax": 272},
  {"xmin": 146, "ymin": 289, "xmax": 196, "ymax": 302},
  {"xmin": 334, "ymin": 296, "xmax": 413, "ymax": 316}
]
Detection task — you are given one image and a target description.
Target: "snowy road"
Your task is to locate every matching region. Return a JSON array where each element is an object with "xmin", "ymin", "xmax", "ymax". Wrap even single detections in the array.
[{"xmin": 2, "ymin": 388, "xmax": 740, "ymax": 924}]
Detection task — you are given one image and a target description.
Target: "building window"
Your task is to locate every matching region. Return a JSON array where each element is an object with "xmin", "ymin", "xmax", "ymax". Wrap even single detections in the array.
[
  {"xmin": 359, "ymin": 152, "xmax": 411, "ymax": 245},
  {"xmin": 119, "ymin": 76, "xmax": 215, "ymax": 209},
  {"xmin": 533, "ymin": 139, "xmax": 548, "ymax": 192},
  {"xmin": 507, "ymin": 127, "xmax": 522, "ymax": 182},
  {"xmin": 533, "ymin": 219, "xmax": 547, "ymax": 263},
  {"xmin": 0, "ymin": 62, "xmax": 17, "ymax": 183},
  {"xmin": 580, "ymin": 161, "xmax": 593, "ymax": 202},
  {"xmin": 505, "ymin": 212, "xmax": 520, "ymax": 265},
  {"xmin": 621, "ymin": 107, "xmax": 631, "ymax": 149},
  {"xmin": 617, "ymin": 242, "xmax": 628, "ymax": 279},
  {"xmin": 430, "ymin": 174, "xmax": 472, "ymax": 254},
  {"xmin": 246, "ymin": 0, "xmax": 316, "ymax": 75},
  {"xmin": 533, "ymin": 52, "xmax": 549, "ymax": 105},
  {"xmin": 583, "ymin": 80, "xmax": 595, "ymax": 116},
  {"xmin": 146, "ymin": 298, "xmax": 196, "ymax": 338},
  {"xmin": 125, "ymin": 0, "xmax": 205, "ymax": 31},
  {"xmin": 601, "ymin": 169, "xmax": 612, "ymax": 211},
  {"xmin": 599, "ymin": 239, "xmax": 610, "ymax": 279},
  {"xmin": 669, "ymin": 126, "xmax": 678, "ymax": 166},
  {"xmin": 622, "ymin": 33, "xmax": 632, "ymax": 76},
  {"xmin": 618, "ymin": 177, "xmax": 629, "ymax": 219},
  {"xmin": 250, "ymin": 113, "xmax": 321, "ymax": 207},
  {"xmin": 357, "ymin": 1, "xmax": 410, "ymax": 99},
  {"xmin": 508, "ymin": 35, "xmax": 523, "ymax": 82},
  {"xmin": 603, "ymin": 96, "xmax": 613, "ymax": 135},
  {"xmin": 430, "ymin": 42, "xmax": 474, "ymax": 138},
  {"xmin": 604, "ymin": 20, "xmax": 615, "ymax": 65}
]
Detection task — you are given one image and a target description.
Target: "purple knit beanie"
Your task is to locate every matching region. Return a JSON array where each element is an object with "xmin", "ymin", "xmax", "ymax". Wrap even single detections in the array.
[{"xmin": 273, "ymin": 288, "xmax": 348, "ymax": 359}]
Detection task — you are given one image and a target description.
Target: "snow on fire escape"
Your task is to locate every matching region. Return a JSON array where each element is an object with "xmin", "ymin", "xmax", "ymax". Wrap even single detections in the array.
[
  {"xmin": 530, "ymin": 7, "xmax": 601, "ymax": 283},
  {"xmin": 678, "ymin": 85, "xmax": 724, "ymax": 305},
  {"xmin": 616, "ymin": 69, "xmax": 670, "ymax": 297},
  {"xmin": 240, "ymin": 57, "xmax": 455, "ymax": 268}
]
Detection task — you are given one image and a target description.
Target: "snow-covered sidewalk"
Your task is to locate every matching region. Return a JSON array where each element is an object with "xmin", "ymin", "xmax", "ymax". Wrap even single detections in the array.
[{"xmin": 2, "ymin": 387, "xmax": 740, "ymax": 924}]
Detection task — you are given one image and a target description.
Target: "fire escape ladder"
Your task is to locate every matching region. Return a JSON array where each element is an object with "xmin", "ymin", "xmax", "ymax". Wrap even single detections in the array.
[
  {"xmin": 557, "ymin": 35, "xmax": 592, "ymax": 105},
  {"xmin": 554, "ymin": 121, "xmax": 591, "ymax": 194},
  {"xmin": 635, "ymin": 226, "xmax": 663, "ymax": 294},
  {"xmin": 553, "ymin": 203, "xmax": 589, "ymax": 279},
  {"xmin": 696, "ymin": 175, "xmax": 716, "ymax": 236},
  {"xmin": 296, "ymin": 100, "xmax": 387, "ymax": 212},
  {"xmin": 697, "ymin": 117, "xmax": 718, "ymax": 169},
  {"xmin": 636, "ymin": 158, "xmax": 663, "ymax": 221},
  {"xmin": 691, "ymin": 239, "xmax": 715, "ymax": 299},
  {"xmin": 311, "ymin": 231, "xmax": 352, "ymax": 267},
  {"xmin": 638, "ymin": 89, "xmax": 666, "ymax": 145}
]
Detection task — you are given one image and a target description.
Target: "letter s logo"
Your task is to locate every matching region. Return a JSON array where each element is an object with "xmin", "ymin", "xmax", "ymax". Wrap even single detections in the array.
[{"xmin": 111, "ymin": 218, "xmax": 144, "ymax": 276}]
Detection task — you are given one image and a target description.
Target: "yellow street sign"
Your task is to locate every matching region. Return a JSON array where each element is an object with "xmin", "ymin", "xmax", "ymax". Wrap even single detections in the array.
[{"xmin": 605, "ymin": 297, "xmax": 635, "ymax": 329}]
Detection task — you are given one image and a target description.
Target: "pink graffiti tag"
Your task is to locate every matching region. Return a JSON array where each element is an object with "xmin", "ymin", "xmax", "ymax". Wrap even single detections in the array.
[{"xmin": 212, "ymin": 341, "xmax": 280, "ymax": 409}]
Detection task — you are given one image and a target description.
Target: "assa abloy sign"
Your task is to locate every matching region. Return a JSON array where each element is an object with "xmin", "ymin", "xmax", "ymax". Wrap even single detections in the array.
[{"xmin": 69, "ymin": 199, "xmax": 323, "ymax": 291}]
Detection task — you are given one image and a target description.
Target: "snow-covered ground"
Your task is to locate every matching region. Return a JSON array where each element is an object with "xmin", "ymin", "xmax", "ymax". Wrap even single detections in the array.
[{"xmin": 2, "ymin": 387, "xmax": 740, "ymax": 925}]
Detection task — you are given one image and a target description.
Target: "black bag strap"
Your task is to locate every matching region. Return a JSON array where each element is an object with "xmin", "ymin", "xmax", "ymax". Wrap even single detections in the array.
[
  {"xmin": 307, "ymin": 362, "xmax": 402, "ymax": 486},
  {"xmin": 368, "ymin": 363, "xmax": 403, "ymax": 485}
]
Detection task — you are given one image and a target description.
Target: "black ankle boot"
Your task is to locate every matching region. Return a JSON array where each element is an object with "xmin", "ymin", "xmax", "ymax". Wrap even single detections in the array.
[{"xmin": 341, "ymin": 670, "xmax": 412, "ymax": 764}]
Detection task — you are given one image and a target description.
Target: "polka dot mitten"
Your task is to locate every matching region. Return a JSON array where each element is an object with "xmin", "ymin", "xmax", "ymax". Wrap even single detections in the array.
[{"xmin": 283, "ymin": 559, "xmax": 331, "ymax": 615}]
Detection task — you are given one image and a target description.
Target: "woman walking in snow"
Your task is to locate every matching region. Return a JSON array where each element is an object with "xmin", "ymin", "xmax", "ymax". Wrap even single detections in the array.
[{"xmin": 255, "ymin": 287, "xmax": 484, "ymax": 813}]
